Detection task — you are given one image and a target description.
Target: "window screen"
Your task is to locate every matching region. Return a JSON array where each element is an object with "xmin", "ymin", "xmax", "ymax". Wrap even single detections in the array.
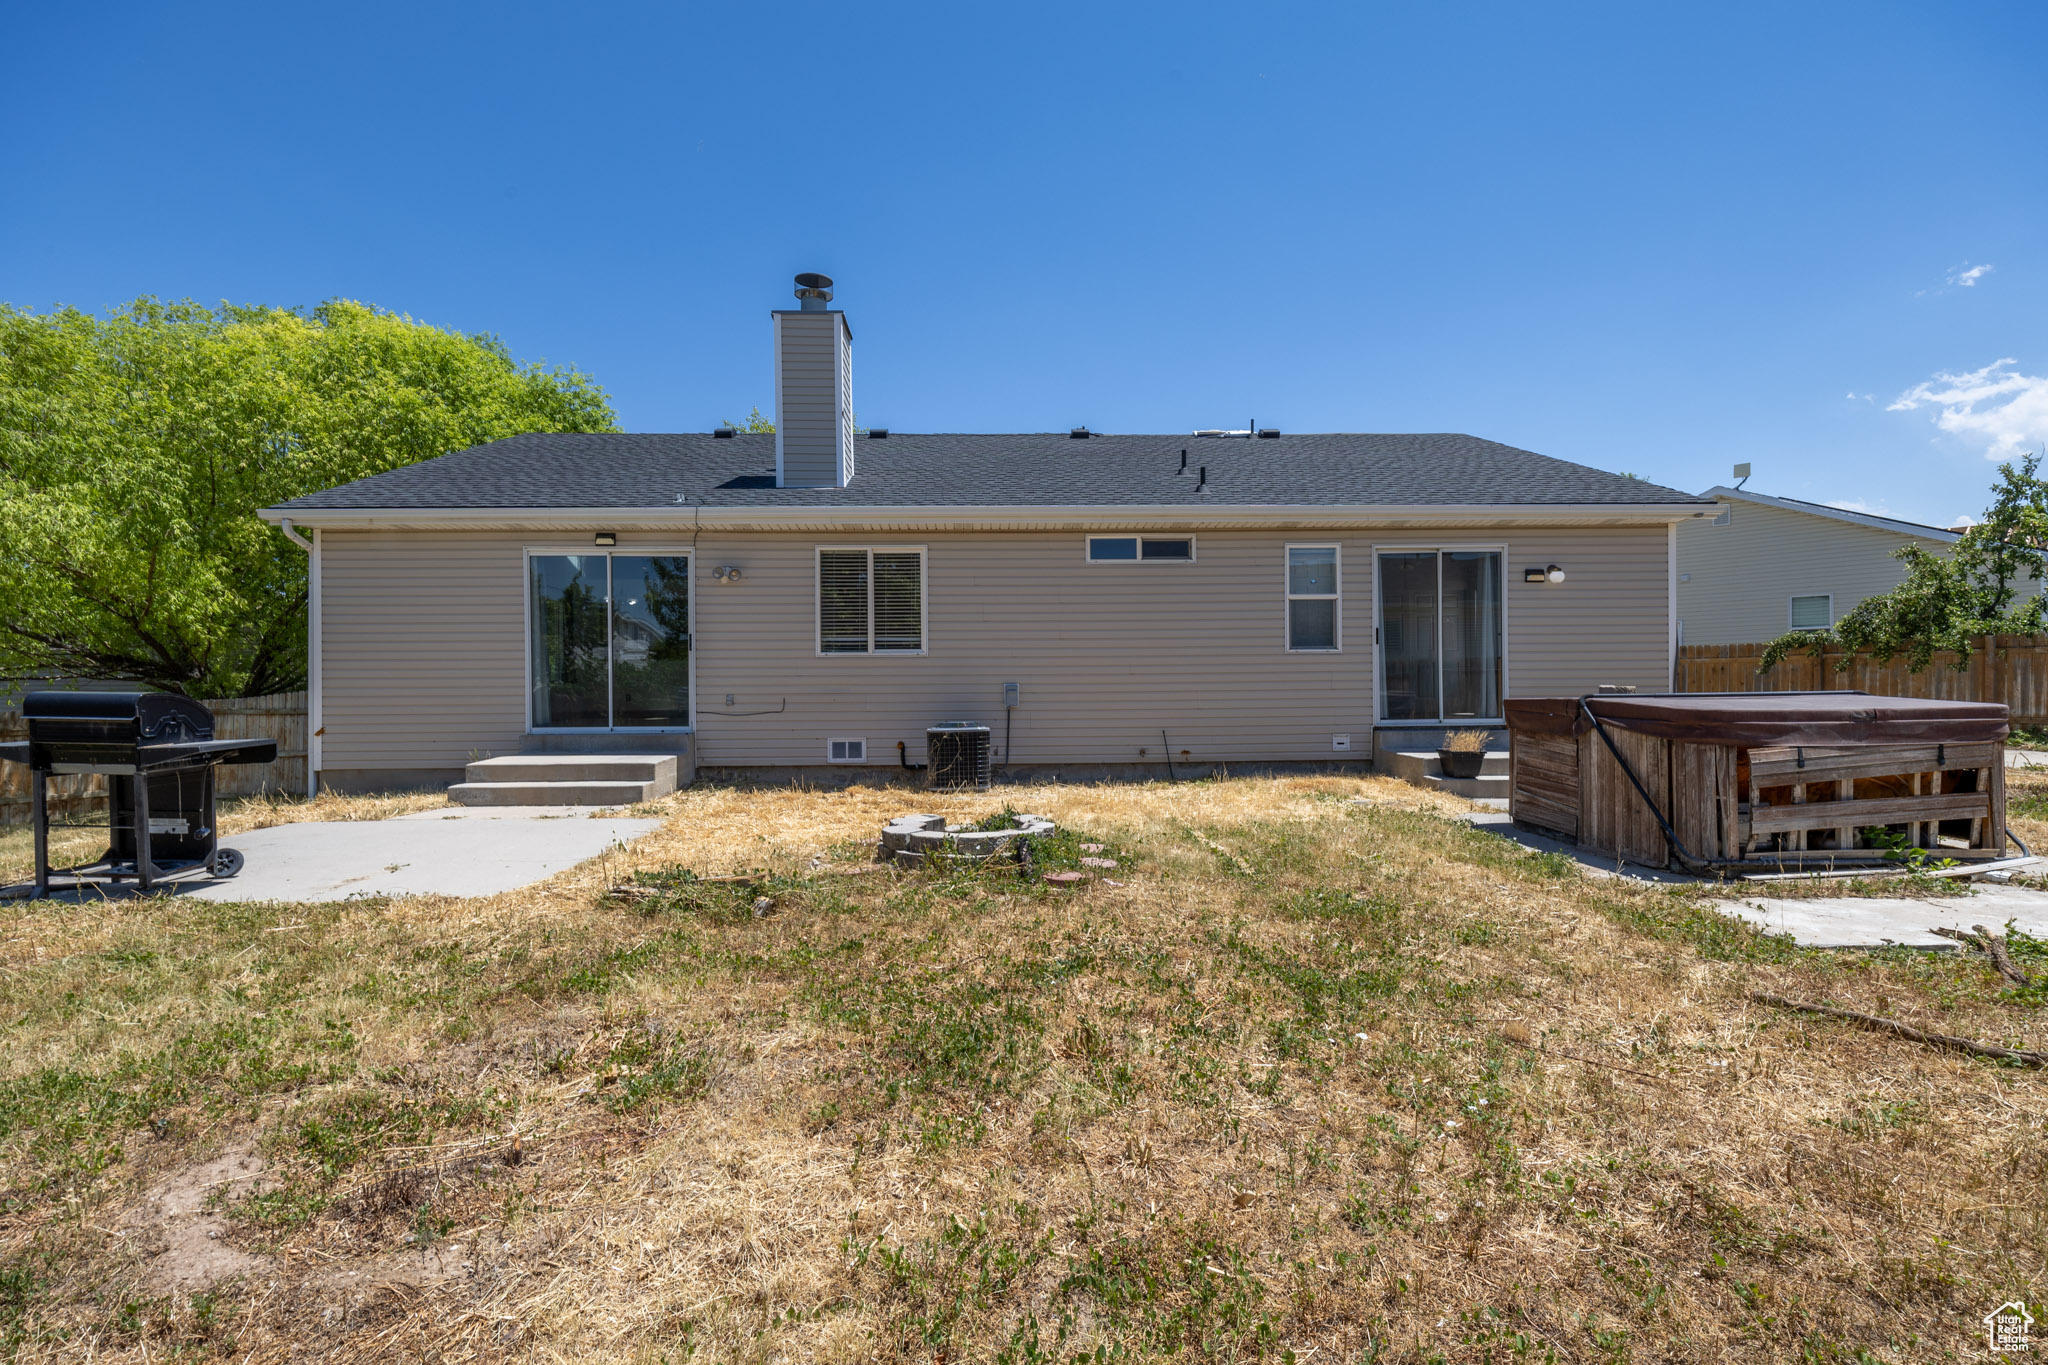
[
  {"xmin": 1089, "ymin": 536, "xmax": 1193, "ymax": 561},
  {"xmin": 1287, "ymin": 546, "xmax": 1340, "ymax": 650},
  {"xmin": 1789, "ymin": 594, "xmax": 1831, "ymax": 631},
  {"xmin": 819, "ymin": 549, "xmax": 924, "ymax": 653}
]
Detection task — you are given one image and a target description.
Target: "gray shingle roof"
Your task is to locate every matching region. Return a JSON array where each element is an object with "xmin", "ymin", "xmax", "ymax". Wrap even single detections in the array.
[{"xmin": 268, "ymin": 432, "xmax": 1708, "ymax": 512}]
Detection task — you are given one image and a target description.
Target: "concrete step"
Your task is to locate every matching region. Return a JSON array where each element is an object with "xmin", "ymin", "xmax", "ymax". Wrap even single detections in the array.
[
  {"xmin": 1423, "ymin": 772, "xmax": 1510, "ymax": 801},
  {"xmin": 462, "ymin": 754, "xmax": 677, "ymax": 787},
  {"xmin": 447, "ymin": 780, "xmax": 657, "ymax": 807},
  {"xmin": 1379, "ymin": 749, "xmax": 1510, "ymax": 783}
]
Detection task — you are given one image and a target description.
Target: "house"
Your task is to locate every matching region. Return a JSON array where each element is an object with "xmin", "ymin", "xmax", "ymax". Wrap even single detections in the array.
[
  {"xmin": 1675, "ymin": 486, "xmax": 1959, "ymax": 647},
  {"xmin": 259, "ymin": 275, "xmax": 1717, "ymax": 799}
]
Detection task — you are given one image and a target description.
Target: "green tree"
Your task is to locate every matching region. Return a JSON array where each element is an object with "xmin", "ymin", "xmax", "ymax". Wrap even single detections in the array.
[
  {"xmin": 0, "ymin": 298, "xmax": 616, "ymax": 696},
  {"xmin": 721, "ymin": 406, "xmax": 775, "ymax": 432},
  {"xmin": 1758, "ymin": 454, "xmax": 2048, "ymax": 674}
]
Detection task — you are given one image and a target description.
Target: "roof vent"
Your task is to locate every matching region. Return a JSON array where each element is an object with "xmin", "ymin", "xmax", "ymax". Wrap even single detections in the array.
[
  {"xmin": 1069, "ymin": 426, "xmax": 1091, "ymax": 439},
  {"xmin": 867, "ymin": 428, "xmax": 889, "ymax": 439},
  {"xmin": 1257, "ymin": 429, "xmax": 1280, "ymax": 439},
  {"xmin": 713, "ymin": 426, "xmax": 736, "ymax": 438},
  {"xmin": 793, "ymin": 271, "xmax": 834, "ymax": 311}
]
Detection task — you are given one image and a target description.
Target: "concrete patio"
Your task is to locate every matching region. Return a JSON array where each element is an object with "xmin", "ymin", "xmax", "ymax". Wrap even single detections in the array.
[
  {"xmin": 1462, "ymin": 809, "xmax": 2048, "ymax": 948},
  {"xmin": 7, "ymin": 806, "xmax": 660, "ymax": 904}
]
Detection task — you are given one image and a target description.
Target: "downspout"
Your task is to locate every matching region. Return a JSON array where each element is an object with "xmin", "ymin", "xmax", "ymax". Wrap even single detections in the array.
[{"xmin": 277, "ymin": 519, "xmax": 320, "ymax": 798}]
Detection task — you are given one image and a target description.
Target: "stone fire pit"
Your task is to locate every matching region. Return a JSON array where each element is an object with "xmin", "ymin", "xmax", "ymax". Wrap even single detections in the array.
[{"xmin": 880, "ymin": 812, "xmax": 1056, "ymax": 866}]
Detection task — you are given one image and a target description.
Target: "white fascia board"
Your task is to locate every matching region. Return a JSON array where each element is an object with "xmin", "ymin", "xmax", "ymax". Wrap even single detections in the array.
[
  {"xmin": 1703, "ymin": 486, "xmax": 1961, "ymax": 542},
  {"xmin": 257, "ymin": 502, "xmax": 1718, "ymax": 533}
]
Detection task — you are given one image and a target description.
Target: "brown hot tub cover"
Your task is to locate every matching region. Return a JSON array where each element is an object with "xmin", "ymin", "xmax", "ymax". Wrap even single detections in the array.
[{"xmin": 1504, "ymin": 692, "xmax": 2009, "ymax": 748}]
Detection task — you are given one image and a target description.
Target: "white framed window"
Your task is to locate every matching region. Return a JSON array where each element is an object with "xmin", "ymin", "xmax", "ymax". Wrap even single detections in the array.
[
  {"xmin": 1373, "ymin": 545, "xmax": 1505, "ymax": 723},
  {"xmin": 1087, "ymin": 535, "xmax": 1195, "ymax": 562},
  {"xmin": 826, "ymin": 738, "xmax": 867, "ymax": 762},
  {"xmin": 817, "ymin": 547, "xmax": 926, "ymax": 654},
  {"xmin": 524, "ymin": 547, "xmax": 694, "ymax": 732},
  {"xmin": 1789, "ymin": 593, "xmax": 1832, "ymax": 631},
  {"xmin": 1286, "ymin": 544, "xmax": 1341, "ymax": 651}
]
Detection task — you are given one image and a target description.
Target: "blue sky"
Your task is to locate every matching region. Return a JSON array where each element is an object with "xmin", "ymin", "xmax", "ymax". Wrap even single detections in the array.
[{"xmin": 5, "ymin": 2, "xmax": 2044, "ymax": 525}]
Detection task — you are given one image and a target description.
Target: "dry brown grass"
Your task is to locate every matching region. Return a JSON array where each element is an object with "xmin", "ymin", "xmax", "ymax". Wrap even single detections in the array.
[{"xmin": 0, "ymin": 774, "xmax": 2042, "ymax": 1363}]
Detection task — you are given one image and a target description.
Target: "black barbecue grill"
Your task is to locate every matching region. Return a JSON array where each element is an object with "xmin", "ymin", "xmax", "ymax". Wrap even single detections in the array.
[{"xmin": 0, "ymin": 691, "xmax": 277, "ymax": 895}]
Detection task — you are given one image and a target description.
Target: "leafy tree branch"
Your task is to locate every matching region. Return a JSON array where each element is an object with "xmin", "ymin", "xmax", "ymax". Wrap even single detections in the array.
[
  {"xmin": 0, "ymin": 298, "xmax": 617, "ymax": 696},
  {"xmin": 1758, "ymin": 453, "xmax": 2048, "ymax": 675}
]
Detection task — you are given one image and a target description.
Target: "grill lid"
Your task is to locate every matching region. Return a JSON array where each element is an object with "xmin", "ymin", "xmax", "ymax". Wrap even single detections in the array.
[{"xmin": 23, "ymin": 691, "xmax": 214, "ymax": 743}]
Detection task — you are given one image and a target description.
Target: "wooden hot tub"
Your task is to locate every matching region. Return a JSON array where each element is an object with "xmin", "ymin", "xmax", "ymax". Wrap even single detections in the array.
[{"xmin": 1504, "ymin": 693, "xmax": 2011, "ymax": 870}]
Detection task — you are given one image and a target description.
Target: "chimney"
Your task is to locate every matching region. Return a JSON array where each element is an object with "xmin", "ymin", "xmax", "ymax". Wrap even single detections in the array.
[{"xmin": 773, "ymin": 272, "xmax": 854, "ymax": 488}]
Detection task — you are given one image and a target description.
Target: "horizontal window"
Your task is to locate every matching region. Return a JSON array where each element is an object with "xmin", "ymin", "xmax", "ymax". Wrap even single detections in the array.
[
  {"xmin": 1789, "ymin": 593, "xmax": 1831, "ymax": 631},
  {"xmin": 1088, "ymin": 535, "xmax": 1194, "ymax": 562},
  {"xmin": 819, "ymin": 548, "xmax": 925, "ymax": 654}
]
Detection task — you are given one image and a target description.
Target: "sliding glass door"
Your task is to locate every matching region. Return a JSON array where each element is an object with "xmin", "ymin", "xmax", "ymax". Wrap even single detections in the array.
[
  {"xmin": 1375, "ymin": 549, "xmax": 1502, "ymax": 723},
  {"xmin": 529, "ymin": 553, "xmax": 691, "ymax": 729}
]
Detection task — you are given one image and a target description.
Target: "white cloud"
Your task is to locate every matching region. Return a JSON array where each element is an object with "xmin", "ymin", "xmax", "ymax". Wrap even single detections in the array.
[
  {"xmin": 1915, "ymin": 262, "xmax": 1994, "ymax": 296},
  {"xmin": 1889, "ymin": 358, "xmax": 2048, "ymax": 460},
  {"xmin": 1827, "ymin": 497, "xmax": 1894, "ymax": 516}
]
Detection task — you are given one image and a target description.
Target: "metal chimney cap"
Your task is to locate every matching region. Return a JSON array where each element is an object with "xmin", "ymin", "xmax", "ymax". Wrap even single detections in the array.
[{"xmin": 794, "ymin": 272, "xmax": 834, "ymax": 289}]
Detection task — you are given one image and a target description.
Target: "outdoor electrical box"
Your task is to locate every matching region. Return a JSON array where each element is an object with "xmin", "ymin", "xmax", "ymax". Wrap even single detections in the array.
[{"xmin": 1003, "ymin": 682, "xmax": 1020, "ymax": 708}]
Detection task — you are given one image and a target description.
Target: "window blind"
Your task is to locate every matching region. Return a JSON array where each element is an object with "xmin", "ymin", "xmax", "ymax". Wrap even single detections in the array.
[
  {"xmin": 819, "ymin": 550, "xmax": 870, "ymax": 653},
  {"xmin": 872, "ymin": 552, "xmax": 924, "ymax": 651},
  {"xmin": 818, "ymin": 549, "xmax": 924, "ymax": 653}
]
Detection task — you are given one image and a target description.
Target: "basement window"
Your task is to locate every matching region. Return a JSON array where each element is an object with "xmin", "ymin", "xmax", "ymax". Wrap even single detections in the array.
[
  {"xmin": 827, "ymin": 738, "xmax": 867, "ymax": 762},
  {"xmin": 1088, "ymin": 536, "xmax": 1195, "ymax": 562},
  {"xmin": 1789, "ymin": 594, "xmax": 1832, "ymax": 631},
  {"xmin": 818, "ymin": 548, "xmax": 926, "ymax": 654}
]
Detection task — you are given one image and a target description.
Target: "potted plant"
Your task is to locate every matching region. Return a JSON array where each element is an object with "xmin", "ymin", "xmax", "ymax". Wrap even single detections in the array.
[{"xmin": 1437, "ymin": 728, "xmax": 1491, "ymax": 779}]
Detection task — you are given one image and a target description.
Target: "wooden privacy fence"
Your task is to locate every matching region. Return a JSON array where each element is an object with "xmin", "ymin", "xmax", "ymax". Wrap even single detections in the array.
[
  {"xmin": 1677, "ymin": 636, "xmax": 2048, "ymax": 726},
  {"xmin": 0, "ymin": 690, "xmax": 307, "ymax": 825}
]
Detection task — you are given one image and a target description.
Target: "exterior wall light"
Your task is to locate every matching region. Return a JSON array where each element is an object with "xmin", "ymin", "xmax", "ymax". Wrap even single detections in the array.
[
  {"xmin": 593, "ymin": 531, "xmax": 617, "ymax": 547},
  {"xmin": 712, "ymin": 565, "xmax": 743, "ymax": 583},
  {"xmin": 1524, "ymin": 565, "xmax": 1566, "ymax": 583},
  {"xmin": 1546, "ymin": 565, "xmax": 1565, "ymax": 583}
]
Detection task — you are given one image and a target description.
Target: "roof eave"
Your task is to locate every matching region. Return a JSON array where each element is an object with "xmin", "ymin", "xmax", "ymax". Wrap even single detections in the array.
[
  {"xmin": 259, "ymin": 501, "xmax": 1718, "ymax": 533},
  {"xmin": 1702, "ymin": 486, "xmax": 1962, "ymax": 542}
]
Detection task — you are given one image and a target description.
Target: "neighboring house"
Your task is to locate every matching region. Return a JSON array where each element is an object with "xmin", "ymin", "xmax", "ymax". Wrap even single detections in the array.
[
  {"xmin": 259, "ymin": 276, "xmax": 1717, "ymax": 794},
  {"xmin": 1675, "ymin": 487, "xmax": 1959, "ymax": 646}
]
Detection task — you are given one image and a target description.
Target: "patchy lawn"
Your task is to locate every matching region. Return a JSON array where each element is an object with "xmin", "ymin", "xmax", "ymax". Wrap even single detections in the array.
[{"xmin": 0, "ymin": 775, "xmax": 2042, "ymax": 1362}]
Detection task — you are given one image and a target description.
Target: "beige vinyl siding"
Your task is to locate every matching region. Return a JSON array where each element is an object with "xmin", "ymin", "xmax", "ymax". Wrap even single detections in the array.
[
  {"xmin": 775, "ymin": 313, "xmax": 844, "ymax": 488},
  {"xmin": 317, "ymin": 523, "xmax": 1672, "ymax": 777},
  {"xmin": 1676, "ymin": 500, "xmax": 1949, "ymax": 645},
  {"xmin": 1492, "ymin": 529, "xmax": 1673, "ymax": 699},
  {"xmin": 319, "ymin": 529, "xmax": 529, "ymax": 770}
]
